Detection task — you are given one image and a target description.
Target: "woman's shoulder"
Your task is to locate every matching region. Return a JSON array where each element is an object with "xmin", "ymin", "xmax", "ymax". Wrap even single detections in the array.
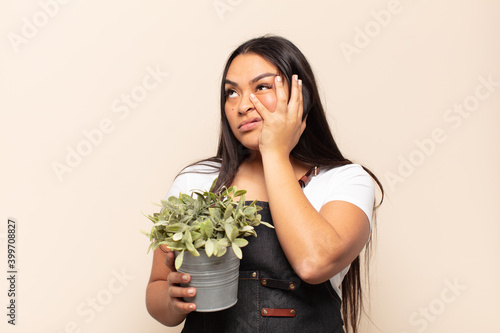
[
  {"xmin": 179, "ymin": 159, "xmax": 221, "ymax": 174},
  {"xmin": 305, "ymin": 163, "xmax": 375, "ymax": 223},
  {"xmin": 317, "ymin": 163, "xmax": 371, "ymax": 181},
  {"xmin": 166, "ymin": 159, "xmax": 221, "ymax": 198},
  {"xmin": 310, "ymin": 163, "xmax": 375, "ymax": 198}
]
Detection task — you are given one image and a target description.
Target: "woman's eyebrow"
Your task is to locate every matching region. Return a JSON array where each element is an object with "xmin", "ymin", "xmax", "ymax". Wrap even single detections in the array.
[
  {"xmin": 224, "ymin": 72, "xmax": 277, "ymax": 87},
  {"xmin": 250, "ymin": 72, "xmax": 277, "ymax": 84}
]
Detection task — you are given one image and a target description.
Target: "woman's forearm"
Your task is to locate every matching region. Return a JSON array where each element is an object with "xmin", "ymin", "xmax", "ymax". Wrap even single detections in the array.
[{"xmin": 261, "ymin": 154, "xmax": 358, "ymax": 284}]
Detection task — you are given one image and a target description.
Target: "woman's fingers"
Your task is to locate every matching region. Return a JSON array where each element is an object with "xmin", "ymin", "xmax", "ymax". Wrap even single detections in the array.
[
  {"xmin": 289, "ymin": 75, "xmax": 299, "ymax": 105},
  {"xmin": 275, "ymin": 75, "xmax": 288, "ymax": 111},
  {"xmin": 167, "ymin": 270, "xmax": 190, "ymax": 284},
  {"xmin": 288, "ymin": 75, "xmax": 302, "ymax": 118},
  {"xmin": 167, "ymin": 271, "xmax": 197, "ymax": 312},
  {"xmin": 168, "ymin": 284, "xmax": 196, "ymax": 299},
  {"xmin": 171, "ymin": 297, "xmax": 196, "ymax": 313},
  {"xmin": 249, "ymin": 92, "xmax": 270, "ymax": 120},
  {"xmin": 164, "ymin": 249, "xmax": 176, "ymax": 272},
  {"xmin": 298, "ymin": 79, "xmax": 304, "ymax": 121}
]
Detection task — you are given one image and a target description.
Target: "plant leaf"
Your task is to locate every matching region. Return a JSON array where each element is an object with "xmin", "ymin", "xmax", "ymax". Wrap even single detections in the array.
[
  {"xmin": 191, "ymin": 231, "xmax": 201, "ymax": 241},
  {"xmin": 184, "ymin": 230, "xmax": 193, "ymax": 243},
  {"xmin": 239, "ymin": 226, "xmax": 254, "ymax": 233},
  {"xmin": 206, "ymin": 238, "xmax": 215, "ymax": 257},
  {"xmin": 217, "ymin": 238, "xmax": 229, "ymax": 247},
  {"xmin": 223, "ymin": 204, "xmax": 234, "ymax": 220},
  {"xmin": 217, "ymin": 244, "xmax": 227, "ymax": 257},
  {"xmin": 232, "ymin": 238, "xmax": 248, "ymax": 247},
  {"xmin": 225, "ymin": 224, "xmax": 236, "ymax": 242},
  {"xmin": 204, "ymin": 219, "xmax": 213, "ymax": 238},
  {"xmin": 231, "ymin": 225, "xmax": 238, "ymax": 241},
  {"xmin": 232, "ymin": 242, "xmax": 242, "ymax": 259},
  {"xmin": 213, "ymin": 240, "xmax": 220, "ymax": 256},
  {"xmin": 243, "ymin": 206, "xmax": 256, "ymax": 216},
  {"xmin": 259, "ymin": 221, "xmax": 274, "ymax": 228},
  {"xmin": 209, "ymin": 178, "xmax": 217, "ymax": 192},
  {"xmin": 185, "ymin": 239, "xmax": 196, "ymax": 252},
  {"xmin": 194, "ymin": 238, "xmax": 206, "ymax": 248},
  {"xmin": 209, "ymin": 208, "xmax": 221, "ymax": 221},
  {"xmin": 187, "ymin": 245, "xmax": 199, "ymax": 257},
  {"xmin": 175, "ymin": 250, "xmax": 184, "ymax": 270},
  {"xmin": 234, "ymin": 189, "xmax": 246, "ymax": 197}
]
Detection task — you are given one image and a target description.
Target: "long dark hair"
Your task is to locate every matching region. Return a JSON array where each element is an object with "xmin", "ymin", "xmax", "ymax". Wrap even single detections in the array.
[{"xmin": 183, "ymin": 34, "xmax": 383, "ymax": 333}]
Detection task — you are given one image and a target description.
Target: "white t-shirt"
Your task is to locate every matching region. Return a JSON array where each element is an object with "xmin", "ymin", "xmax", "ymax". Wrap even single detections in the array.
[{"xmin": 166, "ymin": 161, "xmax": 375, "ymax": 297}]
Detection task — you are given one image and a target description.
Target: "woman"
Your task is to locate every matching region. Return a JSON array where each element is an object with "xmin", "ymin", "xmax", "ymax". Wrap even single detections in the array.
[{"xmin": 146, "ymin": 35, "xmax": 383, "ymax": 333}]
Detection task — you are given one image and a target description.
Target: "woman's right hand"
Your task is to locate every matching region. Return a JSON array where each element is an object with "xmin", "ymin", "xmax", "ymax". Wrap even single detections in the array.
[{"xmin": 164, "ymin": 250, "xmax": 197, "ymax": 313}]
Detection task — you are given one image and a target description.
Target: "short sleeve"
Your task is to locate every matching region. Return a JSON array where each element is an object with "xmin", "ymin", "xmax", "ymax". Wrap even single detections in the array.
[
  {"xmin": 323, "ymin": 164, "xmax": 375, "ymax": 226},
  {"xmin": 166, "ymin": 172, "xmax": 189, "ymax": 198},
  {"xmin": 304, "ymin": 164, "xmax": 375, "ymax": 227},
  {"xmin": 165, "ymin": 162, "xmax": 220, "ymax": 199}
]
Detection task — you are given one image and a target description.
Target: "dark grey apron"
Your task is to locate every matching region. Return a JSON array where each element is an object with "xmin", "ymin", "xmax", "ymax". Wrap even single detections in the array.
[{"xmin": 181, "ymin": 200, "xmax": 345, "ymax": 333}]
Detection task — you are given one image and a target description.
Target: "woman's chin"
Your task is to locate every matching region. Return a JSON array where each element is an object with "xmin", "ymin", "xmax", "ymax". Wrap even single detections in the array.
[
  {"xmin": 242, "ymin": 144, "xmax": 259, "ymax": 152},
  {"xmin": 236, "ymin": 135, "xmax": 260, "ymax": 152},
  {"xmin": 236, "ymin": 139, "xmax": 259, "ymax": 153}
]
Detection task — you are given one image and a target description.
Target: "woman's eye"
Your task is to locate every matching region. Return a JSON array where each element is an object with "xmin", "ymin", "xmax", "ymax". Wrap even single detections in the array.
[
  {"xmin": 225, "ymin": 89, "xmax": 238, "ymax": 98},
  {"xmin": 257, "ymin": 84, "xmax": 272, "ymax": 91}
]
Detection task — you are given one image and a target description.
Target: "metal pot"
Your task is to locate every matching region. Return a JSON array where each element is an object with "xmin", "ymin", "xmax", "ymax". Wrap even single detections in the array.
[{"xmin": 178, "ymin": 247, "xmax": 240, "ymax": 312}]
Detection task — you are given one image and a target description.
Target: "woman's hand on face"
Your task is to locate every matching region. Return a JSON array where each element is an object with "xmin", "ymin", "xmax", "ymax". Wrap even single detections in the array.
[
  {"xmin": 164, "ymin": 250, "xmax": 197, "ymax": 314},
  {"xmin": 250, "ymin": 74, "xmax": 306, "ymax": 157}
]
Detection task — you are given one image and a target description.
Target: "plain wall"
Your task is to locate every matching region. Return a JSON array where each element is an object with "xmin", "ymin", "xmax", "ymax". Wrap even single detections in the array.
[{"xmin": 1, "ymin": 1, "xmax": 499, "ymax": 332}]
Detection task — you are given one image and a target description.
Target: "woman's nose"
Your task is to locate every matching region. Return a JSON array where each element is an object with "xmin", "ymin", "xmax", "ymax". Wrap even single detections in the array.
[{"xmin": 238, "ymin": 93, "xmax": 254, "ymax": 115}]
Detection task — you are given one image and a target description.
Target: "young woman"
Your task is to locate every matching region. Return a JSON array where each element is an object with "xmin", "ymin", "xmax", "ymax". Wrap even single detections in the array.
[{"xmin": 146, "ymin": 35, "xmax": 383, "ymax": 333}]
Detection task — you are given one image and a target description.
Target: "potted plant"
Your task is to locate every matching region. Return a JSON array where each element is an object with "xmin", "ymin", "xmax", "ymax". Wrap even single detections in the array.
[{"xmin": 142, "ymin": 180, "xmax": 273, "ymax": 311}]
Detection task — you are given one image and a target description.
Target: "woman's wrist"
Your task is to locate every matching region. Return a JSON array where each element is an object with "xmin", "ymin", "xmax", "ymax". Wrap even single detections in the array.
[
  {"xmin": 146, "ymin": 280, "xmax": 188, "ymax": 327},
  {"xmin": 260, "ymin": 150, "xmax": 291, "ymax": 168}
]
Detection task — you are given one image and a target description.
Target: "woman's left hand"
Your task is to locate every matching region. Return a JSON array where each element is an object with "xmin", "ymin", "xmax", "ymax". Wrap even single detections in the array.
[{"xmin": 250, "ymin": 74, "xmax": 306, "ymax": 157}]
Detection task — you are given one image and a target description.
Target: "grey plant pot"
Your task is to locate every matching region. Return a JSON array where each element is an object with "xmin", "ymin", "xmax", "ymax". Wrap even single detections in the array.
[{"xmin": 178, "ymin": 247, "xmax": 240, "ymax": 312}]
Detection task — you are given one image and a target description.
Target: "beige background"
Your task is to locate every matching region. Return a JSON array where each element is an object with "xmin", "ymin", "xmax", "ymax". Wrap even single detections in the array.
[{"xmin": 1, "ymin": 0, "xmax": 499, "ymax": 332}]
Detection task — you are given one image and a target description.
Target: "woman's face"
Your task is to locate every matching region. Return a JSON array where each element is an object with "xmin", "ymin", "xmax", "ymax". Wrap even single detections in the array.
[{"xmin": 224, "ymin": 53, "xmax": 289, "ymax": 151}]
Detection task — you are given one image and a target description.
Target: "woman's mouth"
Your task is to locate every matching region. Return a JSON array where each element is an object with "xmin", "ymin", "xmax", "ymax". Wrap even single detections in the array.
[{"xmin": 238, "ymin": 117, "xmax": 262, "ymax": 132}]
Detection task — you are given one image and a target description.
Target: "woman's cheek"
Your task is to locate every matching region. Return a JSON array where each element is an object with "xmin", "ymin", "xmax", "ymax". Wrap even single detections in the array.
[
  {"xmin": 224, "ymin": 106, "xmax": 238, "ymax": 132},
  {"xmin": 258, "ymin": 93, "xmax": 278, "ymax": 112}
]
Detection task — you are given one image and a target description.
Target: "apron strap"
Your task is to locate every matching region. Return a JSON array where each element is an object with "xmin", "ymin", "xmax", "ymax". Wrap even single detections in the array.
[{"xmin": 298, "ymin": 166, "xmax": 318, "ymax": 189}]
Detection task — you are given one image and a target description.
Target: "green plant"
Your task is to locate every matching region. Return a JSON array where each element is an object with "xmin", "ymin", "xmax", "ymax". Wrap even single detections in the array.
[{"xmin": 142, "ymin": 180, "xmax": 273, "ymax": 269}]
